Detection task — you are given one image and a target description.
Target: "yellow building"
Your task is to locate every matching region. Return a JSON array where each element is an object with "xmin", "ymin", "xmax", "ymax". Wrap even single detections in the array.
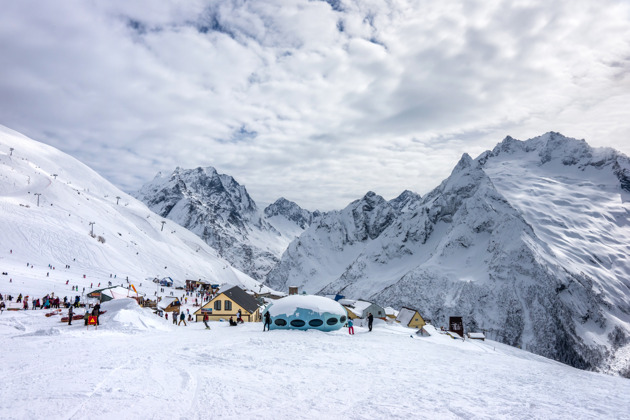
[
  {"xmin": 194, "ymin": 286, "xmax": 260, "ymax": 323},
  {"xmin": 396, "ymin": 307, "xmax": 426, "ymax": 329}
]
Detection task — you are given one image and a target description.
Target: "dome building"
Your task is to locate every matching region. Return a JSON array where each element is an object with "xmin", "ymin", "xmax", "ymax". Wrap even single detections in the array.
[{"xmin": 264, "ymin": 295, "xmax": 347, "ymax": 331}]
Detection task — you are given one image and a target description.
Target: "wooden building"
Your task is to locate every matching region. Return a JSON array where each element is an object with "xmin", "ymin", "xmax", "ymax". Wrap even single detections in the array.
[
  {"xmin": 396, "ymin": 307, "xmax": 426, "ymax": 329},
  {"xmin": 339, "ymin": 299, "xmax": 386, "ymax": 320},
  {"xmin": 194, "ymin": 286, "xmax": 261, "ymax": 322},
  {"xmin": 157, "ymin": 296, "xmax": 181, "ymax": 313}
]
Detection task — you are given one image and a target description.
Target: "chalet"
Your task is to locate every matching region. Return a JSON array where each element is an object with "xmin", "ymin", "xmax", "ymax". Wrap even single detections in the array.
[
  {"xmin": 396, "ymin": 307, "xmax": 426, "ymax": 329},
  {"xmin": 339, "ymin": 299, "xmax": 386, "ymax": 320},
  {"xmin": 159, "ymin": 277, "xmax": 173, "ymax": 287},
  {"xmin": 88, "ymin": 286, "xmax": 140, "ymax": 302},
  {"xmin": 157, "ymin": 296, "xmax": 181, "ymax": 313},
  {"xmin": 384, "ymin": 306, "xmax": 399, "ymax": 320},
  {"xmin": 194, "ymin": 286, "xmax": 261, "ymax": 322},
  {"xmin": 185, "ymin": 279, "xmax": 217, "ymax": 292}
]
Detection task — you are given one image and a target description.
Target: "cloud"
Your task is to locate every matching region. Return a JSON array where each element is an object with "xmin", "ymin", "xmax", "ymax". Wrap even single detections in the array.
[{"xmin": 1, "ymin": 0, "xmax": 629, "ymax": 210}]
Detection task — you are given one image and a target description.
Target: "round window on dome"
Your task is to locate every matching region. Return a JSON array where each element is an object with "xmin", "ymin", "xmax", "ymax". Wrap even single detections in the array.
[
  {"xmin": 290, "ymin": 319, "xmax": 306, "ymax": 327},
  {"xmin": 308, "ymin": 319, "xmax": 324, "ymax": 327},
  {"xmin": 326, "ymin": 317, "xmax": 338, "ymax": 325},
  {"xmin": 340, "ymin": 316, "xmax": 347, "ymax": 323},
  {"xmin": 274, "ymin": 319, "xmax": 287, "ymax": 326}
]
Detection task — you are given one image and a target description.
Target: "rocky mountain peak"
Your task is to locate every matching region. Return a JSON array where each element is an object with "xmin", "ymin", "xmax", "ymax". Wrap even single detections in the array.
[{"xmin": 264, "ymin": 197, "xmax": 317, "ymax": 229}]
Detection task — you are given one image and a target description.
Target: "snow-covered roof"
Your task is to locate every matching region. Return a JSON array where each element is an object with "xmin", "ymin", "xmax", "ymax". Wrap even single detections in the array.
[
  {"xmin": 339, "ymin": 299, "xmax": 380, "ymax": 317},
  {"xmin": 267, "ymin": 295, "xmax": 346, "ymax": 317},
  {"xmin": 385, "ymin": 307, "xmax": 399, "ymax": 317},
  {"xmin": 396, "ymin": 307, "xmax": 417, "ymax": 326},
  {"xmin": 101, "ymin": 286, "xmax": 139, "ymax": 300},
  {"xmin": 157, "ymin": 296, "xmax": 180, "ymax": 310}
]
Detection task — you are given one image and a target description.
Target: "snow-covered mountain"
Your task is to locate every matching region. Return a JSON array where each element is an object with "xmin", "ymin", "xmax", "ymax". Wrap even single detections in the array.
[
  {"xmin": 266, "ymin": 132, "xmax": 630, "ymax": 375},
  {"xmin": 135, "ymin": 167, "xmax": 317, "ymax": 280},
  {"xmin": 0, "ymin": 125, "xmax": 270, "ymax": 298}
]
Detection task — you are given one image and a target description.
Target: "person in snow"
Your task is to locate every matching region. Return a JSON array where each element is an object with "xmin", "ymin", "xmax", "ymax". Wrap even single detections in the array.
[
  {"xmin": 237, "ymin": 309, "xmax": 244, "ymax": 324},
  {"xmin": 172, "ymin": 311, "xmax": 178, "ymax": 325},
  {"xmin": 84, "ymin": 311, "xmax": 90, "ymax": 326},
  {"xmin": 367, "ymin": 313, "xmax": 374, "ymax": 332},
  {"xmin": 178, "ymin": 311, "xmax": 187, "ymax": 326},
  {"xmin": 348, "ymin": 318, "xmax": 354, "ymax": 335},
  {"xmin": 92, "ymin": 302, "xmax": 100, "ymax": 325},
  {"xmin": 68, "ymin": 305, "xmax": 74, "ymax": 325},
  {"xmin": 263, "ymin": 311, "xmax": 271, "ymax": 332},
  {"xmin": 203, "ymin": 313, "xmax": 210, "ymax": 329},
  {"xmin": 229, "ymin": 316, "xmax": 237, "ymax": 326}
]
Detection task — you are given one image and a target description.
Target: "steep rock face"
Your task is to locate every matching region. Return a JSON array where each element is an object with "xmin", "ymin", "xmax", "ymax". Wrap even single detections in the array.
[
  {"xmin": 135, "ymin": 167, "xmax": 314, "ymax": 280},
  {"xmin": 266, "ymin": 133, "xmax": 630, "ymax": 375},
  {"xmin": 265, "ymin": 191, "xmax": 399, "ymax": 293},
  {"xmin": 264, "ymin": 197, "xmax": 320, "ymax": 230}
]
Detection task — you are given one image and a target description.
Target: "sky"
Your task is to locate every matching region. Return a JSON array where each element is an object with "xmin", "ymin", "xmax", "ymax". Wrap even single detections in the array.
[{"xmin": 1, "ymin": 0, "xmax": 629, "ymax": 211}]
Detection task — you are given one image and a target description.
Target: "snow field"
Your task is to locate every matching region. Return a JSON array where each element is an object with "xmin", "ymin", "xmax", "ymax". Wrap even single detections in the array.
[{"xmin": 1, "ymin": 299, "xmax": 629, "ymax": 420}]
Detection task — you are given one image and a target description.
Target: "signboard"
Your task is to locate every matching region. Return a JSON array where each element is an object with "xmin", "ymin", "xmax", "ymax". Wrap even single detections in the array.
[
  {"xmin": 201, "ymin": 308, "xmax": 213, "ymax": 313},
  {"xmin": 88, "ymin": 316, "xmax": 98, "ymax": 326},
  {"xmin": 449, "ymin": 316, "xmax": 464, "ymax": 338}
]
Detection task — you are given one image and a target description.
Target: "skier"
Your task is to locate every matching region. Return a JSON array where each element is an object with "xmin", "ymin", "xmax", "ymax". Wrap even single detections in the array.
[
  {"xmin": 367, "ymin": 313, "xmax": 374, "ymax": 332},
  {"xmin": 172, "ymin": 311, "xmax": 178, "ymax": 325},
  {"xmin": 263, "ymin": 311, "xmax": 271, "ymax": 332},
  {"xmin": 68, "ymin": 305, "xmax": 74, "ymax": 325},
  {"xmin": 178, "ymin": 311, "xmax": 186, "ymax": 326},
  {"xmin": 348, "ymin": 318, "xmax": 354, "ymax": 335},
  {"xmin": 203, "ymin": 313, "xmax": 210, "ymax": 329},
  {"xmin": 237, "ymin": 309, "xmax": 244, "ymax": 324}
]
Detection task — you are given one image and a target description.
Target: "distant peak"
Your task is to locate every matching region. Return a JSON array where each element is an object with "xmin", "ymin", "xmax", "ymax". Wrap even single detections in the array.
[{"xmin": 454, "ymin": 153, "xmax": 474, "ymax": 171}]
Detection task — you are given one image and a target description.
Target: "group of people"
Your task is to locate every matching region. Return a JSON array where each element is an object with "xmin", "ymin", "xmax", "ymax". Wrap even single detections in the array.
[
  {"xmin": 229, "ymin": 309, "xmax": 245, "ymax": 326},
  {"xmin": 0, "ymin": 292, "xmax": 83, "ymax": 311},
  {"xmin": 348, "ymin": 312, "xmax": 374, "ymax": 335},
  {"xmin": 67, "ymin": 302, "xmax": 101, "ymax": 326},
  {"xmin": 166, "ymin": 310, "xmax": 189, "ymax": 326}
]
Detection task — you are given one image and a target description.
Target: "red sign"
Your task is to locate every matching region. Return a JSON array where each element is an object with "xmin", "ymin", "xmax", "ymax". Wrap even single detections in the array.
[{"xmin": 88, "ymin": 316, "xmax": 98, "ymax": 325}]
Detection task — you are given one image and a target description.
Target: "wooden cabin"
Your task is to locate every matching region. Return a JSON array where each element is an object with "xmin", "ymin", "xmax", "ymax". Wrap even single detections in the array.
[
  {"xmin": 340, "ymin": 299, "xmax": 386, "ymax": 320},
  {"xmin": 157, "ymin": 296, "xmax": 181, "ymax": 313},
  {"xmin": 396, "ymin": 307, "xmax": 426, "ymax": 329},
  {"xmin": 194, "ymin": 286, "xmax": 261, "ymax": 322}
]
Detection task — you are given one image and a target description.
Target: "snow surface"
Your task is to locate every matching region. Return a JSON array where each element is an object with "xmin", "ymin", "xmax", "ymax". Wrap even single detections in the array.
[
  {"xmin": 1, "ymin": 300, "xmax": 629, "ymax": 420},
  {"xmin": 266, "ymin": 294, "xmax": 346, "ymax": 317},
  {"xmin": 0, "ymin": 125, "xmax": 273, "ymax": 302}
]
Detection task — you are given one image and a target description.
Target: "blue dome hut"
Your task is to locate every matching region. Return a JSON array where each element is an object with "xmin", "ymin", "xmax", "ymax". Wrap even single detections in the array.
[{"xmin": 264, "ymin": 295, "xmax": 347, "ymax": 331}]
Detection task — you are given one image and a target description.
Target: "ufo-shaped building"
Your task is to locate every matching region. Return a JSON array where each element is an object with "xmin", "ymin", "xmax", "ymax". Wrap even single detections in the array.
[{"xmin": 264, "ymin": 295, "xmax": 347, "ymax": 331}]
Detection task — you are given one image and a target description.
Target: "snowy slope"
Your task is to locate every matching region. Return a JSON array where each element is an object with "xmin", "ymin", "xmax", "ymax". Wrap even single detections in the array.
[
  {"xmin": 1, "ymin": 304, "xmax": 629, "ymax": 419},
  {"xmin": 265, "ymin": 132, "xmax": 630, "ymax": 375},
  {"xmin": 135, "ymin": 168, "xmax": 317, "ymax": 280},
  {"xmin": 0, "ymin": 125, "xmax": 271, "ymax": 300}
]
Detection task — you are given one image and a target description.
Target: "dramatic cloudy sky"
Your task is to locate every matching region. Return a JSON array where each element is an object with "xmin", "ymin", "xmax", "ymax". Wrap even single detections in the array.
[{"xmin": 1, "ymin": 0, "xmax": 629, "ymax": 210}]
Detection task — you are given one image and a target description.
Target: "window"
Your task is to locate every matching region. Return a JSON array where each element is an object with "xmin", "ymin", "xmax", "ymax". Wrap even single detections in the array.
[
  {"xmin": 225, "ymin": 300, "xmax": 232, "ymax": 311},
  {"xmin": 340, "ymin": 316, "xmax": 346, "ymax": 323},
  {"xmin": 290, "ymin": 319, "xmax": 306, "ymax": 327},
  {"xmin": 326, "ymin": 317, "xmax": 338, "ymax": 325},
  {"xmin": 308, "ymin": 319, "xmax": 323, "ymax": 327},
  {"xmin": 274, "ymin": 319, "xmax": 287, "ymax": 326},
  {"xmin": 214, "ymin": 300, "xmax": 221, "ymax": 311}
]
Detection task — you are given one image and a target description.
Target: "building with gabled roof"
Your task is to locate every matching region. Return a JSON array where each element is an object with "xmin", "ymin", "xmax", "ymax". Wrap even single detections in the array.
[
  {"xmin": 194, "ymin": 286, "xmax": 261, "ymax": 322},
  {"xmin": 157, "ymin": 296, "xmax": 181, "ymax": 313},
  {"xmin": 339, "ymin": 299, "xmax": 386, "ymax": 320},
  {"xmin": 396, "ymin": 307, "xmax": 426, "ymax": 329}
]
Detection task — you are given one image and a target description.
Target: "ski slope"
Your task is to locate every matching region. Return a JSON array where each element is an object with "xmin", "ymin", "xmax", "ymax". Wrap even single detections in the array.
[{"xmin": 0, "ymin": 300, "xmax": 628, "ymax": 419}]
